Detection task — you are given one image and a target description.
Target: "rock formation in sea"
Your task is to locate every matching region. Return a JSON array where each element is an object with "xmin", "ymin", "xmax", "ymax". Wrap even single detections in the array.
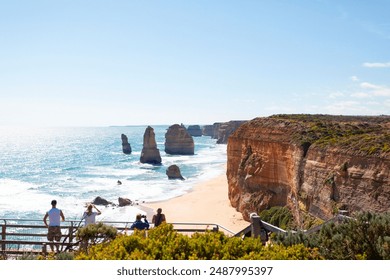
[
  {"xmin": 203, "ymin": 123, "xmax": 222, "ymax": 138},
  {"xmin": 187, "ymin": 125, "xmax": 203, "ymax": 137},
  {"xmin": 165, "ymin": 124, "xmax": 195, "ymax": 155},
  {"xmin": 118, "ymin": 197, "xmax": 132, "ymax": 207},
  {"xmin": 166, "ymin": 164, "xmax": 185, "ymax": 180},
  {"xmin": 140, "ymin": 126, "xmax": 162, "ymax": 165},
  {"xmin": 202, "ymin": 121, "xmax": 247, "ymax": 144},
  {"xmin": 216, "ymin": 121, "xmax": 247, "ymax": 144},
  {"xmin": 92, "ymin": 196, "xmax": 112, "ymax": 206},
  {"xmin": 121, "ymin": 134, "xmax": 132, "ymax": 154},
  {"xmin": 202, "ymin": 125, "xmax": 215, "ymax": 137},
  {"xmin": 226, "ymin": 114, "xmax": 390, "ymax": 224}
]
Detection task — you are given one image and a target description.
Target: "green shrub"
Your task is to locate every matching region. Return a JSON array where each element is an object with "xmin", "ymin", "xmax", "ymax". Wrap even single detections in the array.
[
  {"xmin": 275, "ymin": 212, "xmax": 390, "ymax": 260},
  {"xmin": 259, "ymin": 206, "xmax": 296, "ymax": 230},
  {"xmin": 75, "ymin": 223, "xmax": 322, "ymax": 260},
  {"xmin": 76, "ymin": 222, "xmax": 117, "ymax": 253},
  {"xmin": 271, "ymin": 114, "xmax": 390, "ymax": 156}
]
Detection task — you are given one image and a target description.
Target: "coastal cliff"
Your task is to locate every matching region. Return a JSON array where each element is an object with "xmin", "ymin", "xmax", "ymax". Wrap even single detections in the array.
[
  {"xmin": 202, "ymin": 121, "xmax": 247, "ymax": 144},
  {"xmin": 216, "ymin": 121, "xmax": 247, "ymax": 144},
  {"xmin": 226, "ymin": 115, "xmax": 390, "ymax": 224}
]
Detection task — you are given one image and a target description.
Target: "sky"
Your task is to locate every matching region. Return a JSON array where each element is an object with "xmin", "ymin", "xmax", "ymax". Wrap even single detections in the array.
[{"xmin": 0, "ymin": 0, "xmax": 389, "ymax": 127}]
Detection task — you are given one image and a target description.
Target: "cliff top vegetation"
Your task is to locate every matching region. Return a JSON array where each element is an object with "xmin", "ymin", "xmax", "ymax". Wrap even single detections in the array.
[{"xmin": 262, "ymin": 114, "xmax": 390, "ymax": 157}]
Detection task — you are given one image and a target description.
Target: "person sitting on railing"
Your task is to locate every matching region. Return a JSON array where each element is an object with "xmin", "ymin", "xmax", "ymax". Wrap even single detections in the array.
[
  {"xmin": 82, "ymin": 204, "xmax": 101, "ymax": 226},
  {"xmin": 130, "ymin": 214, "xmax": 149, "ymax": 230},
  {"xmin": 43, "ymin": 199, "xmax": 65, "ymax": 253}
]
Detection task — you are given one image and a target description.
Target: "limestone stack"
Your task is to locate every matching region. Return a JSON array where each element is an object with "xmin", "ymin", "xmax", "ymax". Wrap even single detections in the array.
[
  {"xmin": 140, "ymin": 126, "xmax": 162, "ymax": 164},
  {"xmin": 202, "ymin": 121, "xmax": 247, "ymax": 143},
  {"xmin": 166, "ymin": 164, "xmax": 185, "ymax": 180},
  {"xmin": 187, "ymin": 125, "xmax": 203, "ymax": 137},
  {"xmin": 202, "ymin": 125, "xmax": 215, "ymax": 137},
  {"xmin": 121, "ymin": 134, "xmax": 132, "ymax": 154},
  {"xmin": 216, "ymin": 120, "xmax": 247, "ymax": 144},
  {"xmin": 165, "ymin": 124, "xmax": 195, "ymax": 155}
]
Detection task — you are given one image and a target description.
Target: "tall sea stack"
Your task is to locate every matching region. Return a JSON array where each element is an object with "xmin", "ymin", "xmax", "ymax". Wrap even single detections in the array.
[
  {"xmin": 121, "ymin": 134, "xmax": 132, "ymax": 154},
  {"xmin": 187, "ymin": 125, "xmax": 203, "ymax": 137},
  {"xmin": 140, "ymin": 126, "xmax": 162, "ymax": 165},
  {"xmin": 165, "ymin": 124, "xmax": 195, "ymax": 155}
]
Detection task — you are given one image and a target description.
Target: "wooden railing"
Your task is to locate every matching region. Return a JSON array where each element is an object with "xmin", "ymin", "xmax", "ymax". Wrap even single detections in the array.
[
  {"xmin": 0, "ymin": 218, "xmax": 236, "ymax": 258},
  {"xmin": 1, "ymin": 213, "xmax": 352, "ymax": 258}
]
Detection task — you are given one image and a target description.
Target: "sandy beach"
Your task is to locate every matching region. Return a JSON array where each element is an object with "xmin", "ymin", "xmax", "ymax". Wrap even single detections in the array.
[{"xmin": 144, "ymin": 170, "xmax": 250, "ymax": 234}]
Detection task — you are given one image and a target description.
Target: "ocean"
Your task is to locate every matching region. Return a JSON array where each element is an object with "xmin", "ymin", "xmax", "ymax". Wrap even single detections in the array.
[{"xmin": 0, "ymin": 126, "xmax": 226, "ymax": 223}]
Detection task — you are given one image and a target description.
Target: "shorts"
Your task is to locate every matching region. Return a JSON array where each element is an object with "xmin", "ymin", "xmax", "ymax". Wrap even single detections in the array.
[{"xmin": 47, "ymin": 226, "xmax": 62, "ymax": 241}]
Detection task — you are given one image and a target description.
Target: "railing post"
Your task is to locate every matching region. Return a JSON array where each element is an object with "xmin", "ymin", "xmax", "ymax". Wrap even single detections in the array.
[
  {"xmin": 69, "ymin": 222, "xmax": 74, "ymax": 244},
  {"xmin": 42, "ymin": 243, "xmax": 47, "ymax": 257},
  {"xmin": 250, "ymin": 213, "xmax": 261, "ymax": 238},
  {"xmin": 1, "ymin": 222, "xmax": 6, "ymax": 252}
]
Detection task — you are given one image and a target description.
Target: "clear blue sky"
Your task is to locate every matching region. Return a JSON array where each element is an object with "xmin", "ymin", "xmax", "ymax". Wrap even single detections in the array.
[{"xmin": 1, "ymin": 0, "xmax": 389, "ymax": 126}]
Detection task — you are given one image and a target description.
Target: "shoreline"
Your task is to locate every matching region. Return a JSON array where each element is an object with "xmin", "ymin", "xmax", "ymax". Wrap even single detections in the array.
[{"xmin": 143, "ymin": 170, "xmax": 250, "ymax": 233}]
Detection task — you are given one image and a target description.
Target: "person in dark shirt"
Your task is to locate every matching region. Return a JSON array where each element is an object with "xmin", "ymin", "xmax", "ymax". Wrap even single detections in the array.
[
  {"xmin": 130, "ymin": 214, "xmax": 149, "ymax": 230},
  {"xmin": 152, "ymin": 208, "xmax": 166, "ymax": 227}
]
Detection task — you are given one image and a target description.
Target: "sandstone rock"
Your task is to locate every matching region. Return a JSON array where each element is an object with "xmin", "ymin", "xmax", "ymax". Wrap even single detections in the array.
[
  {"xmin": 226, "ymin": 115, "xmax": 390, "ymax": 224},
  {"xmin": 165, "ymin": 124, "xmax": 194, "ymax": 155},
  {"xmin": 202, "ymin": 121, "xmax": 247, "ymax": 143},
  {"xmin": 166, "ymin": 164, "xmax": 185, "ymax": 180},
  {"xmin": 216, "ymin": 120, "xmax": 247, "ymax": 144},
  {"xmin": 140, "ymin": 126, "xmax": 162, "ymax": 164},
  {"xmin": 118, "ymin": 197, "xmax": 132, "ymax": 207},
  {"xmin": 121, "ymin": 134, "xmax": 132, "ymax": 154},
  {"xmin": 210, "ymin": 123, "xmax": 222, "ymax": 139},
  {"xmin": 187, "ymin": 125, "xmax": 203, "ymax": 137},
  {"xmin": 202, "ymin": 125, "xmax": 215, "ymax": 137},
  {"xmin": 92, "ymin": 196, "xmax": 112, "ymax": 206}
]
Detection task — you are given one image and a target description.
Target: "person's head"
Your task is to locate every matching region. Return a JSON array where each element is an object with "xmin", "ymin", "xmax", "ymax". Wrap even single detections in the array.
[
  {"xmin": 157, "ymin": 208, "xmax": 162, "ymax": 214},
  {"xmin": 87, "ymin": 204, "xmax": 93, "ymax": 212},
  {"xmin": 136, "ymin": 214, "xmax": 142, "ymax": 221},
  {"xmin": 51, "ymin": 200, "xmax": 57, "ymax": 207}
]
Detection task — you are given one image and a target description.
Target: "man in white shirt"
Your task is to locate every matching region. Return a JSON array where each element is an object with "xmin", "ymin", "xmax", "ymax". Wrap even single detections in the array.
[{"xmin": 43, "ymin": 200, "xmax": 65, "ymax": 252}]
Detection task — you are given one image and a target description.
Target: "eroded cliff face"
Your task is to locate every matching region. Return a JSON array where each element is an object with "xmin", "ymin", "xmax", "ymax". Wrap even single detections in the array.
[{"xmin": 227, "ymin": 115, "xmax": 390, "ymax": 223}]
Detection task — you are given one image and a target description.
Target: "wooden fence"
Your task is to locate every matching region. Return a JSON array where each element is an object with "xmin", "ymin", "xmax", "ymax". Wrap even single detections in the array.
[{"xmin": 0, "ymin": 218, "xmax": 235, "ymax": 258}]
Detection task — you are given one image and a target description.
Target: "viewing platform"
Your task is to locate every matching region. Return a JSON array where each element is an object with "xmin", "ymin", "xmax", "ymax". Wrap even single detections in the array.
[
  {"xmin": 0, "ymin": 218, "xmax": 237, "ymax": 258},
  {"xmin": 1, "ymin": 213, "xmax": 350, "ymax": 259}
]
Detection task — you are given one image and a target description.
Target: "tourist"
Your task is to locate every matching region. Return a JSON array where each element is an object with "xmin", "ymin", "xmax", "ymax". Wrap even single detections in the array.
[
  {"xmin": 43, "ymin": 200, "xmax": 65, "ymax": 252},
  {"xmin": 130, "ymin": 214, "xmax": 149, "ymax": 230},
  {"xmin": 152, "ymin": 208, "xmax": 166, "ymax": 227},
  {"xmin": 82, "ymin": 204, "xmax": 101, "ymax": 226}
]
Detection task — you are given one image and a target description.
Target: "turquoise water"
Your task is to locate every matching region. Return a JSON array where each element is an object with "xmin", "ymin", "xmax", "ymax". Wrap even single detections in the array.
[{"xmin": 0, "ymin": 126, "xmax": 226, "ymax": 222}]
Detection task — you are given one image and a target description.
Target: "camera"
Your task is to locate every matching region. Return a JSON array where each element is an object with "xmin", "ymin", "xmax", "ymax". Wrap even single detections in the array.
[{"xmin": 141, "ymin": 215, "xmax": 147, "ymax": 219}]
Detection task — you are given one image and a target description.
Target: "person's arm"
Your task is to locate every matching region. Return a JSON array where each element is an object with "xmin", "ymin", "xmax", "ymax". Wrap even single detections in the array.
[
  {"xmin": 152, "ymin": 215, "xmax": 156, "ymax": 224},
  {"xmin": 60, "ymin": 210, "xmax": 65, "ymax": 221},
  {"xmin": 144, "ymin": 218, "xmax": 149, "ymax": 229},
  {"xmin": 94, "ymin": 205, "xmax": 101, "ymax": 215},
  {"xmin": 161, "ymin": 214, "xmax": 166, "ymax": 223},
  {"xmin": 43, "ymin": 212, "xmax": 49, "ymax": 227}
]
